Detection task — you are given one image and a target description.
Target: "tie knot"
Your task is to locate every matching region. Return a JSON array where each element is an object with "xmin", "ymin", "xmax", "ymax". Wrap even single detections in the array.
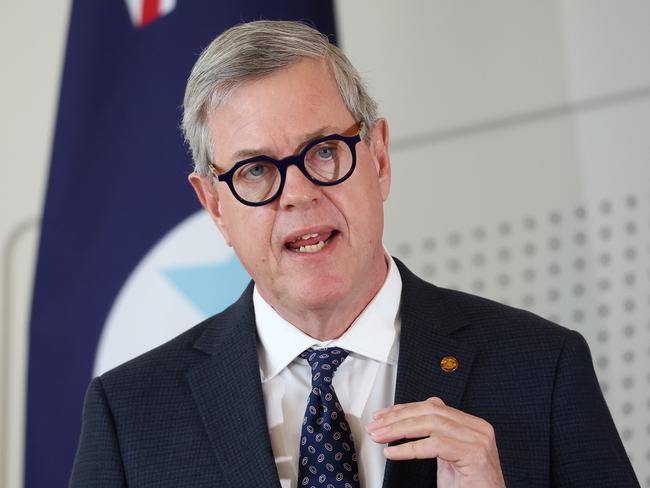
[{"xmin": 300, "ymin": 347, "xmax": 349, "ymax": 386}]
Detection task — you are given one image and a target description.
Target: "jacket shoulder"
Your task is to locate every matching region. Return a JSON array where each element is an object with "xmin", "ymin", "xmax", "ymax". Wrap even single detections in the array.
[
  {"xmin": 98, "ymin": 282, "xmax": 254, "ymax": 392},
  {"xmin": 443, "ymin": 286, "xmax": 572, "ymax": 341}
]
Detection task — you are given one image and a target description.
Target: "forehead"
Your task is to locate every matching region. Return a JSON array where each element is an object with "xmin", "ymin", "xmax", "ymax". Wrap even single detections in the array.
[{"xmin": 209, "ymin": 58, "xmax": 356, "ymax": 163}]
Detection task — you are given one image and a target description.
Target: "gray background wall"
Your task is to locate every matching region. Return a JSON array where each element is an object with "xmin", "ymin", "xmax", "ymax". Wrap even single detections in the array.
[{"xmin": 1, "ymin": 1, "xmax": 648, "ymax": 486}]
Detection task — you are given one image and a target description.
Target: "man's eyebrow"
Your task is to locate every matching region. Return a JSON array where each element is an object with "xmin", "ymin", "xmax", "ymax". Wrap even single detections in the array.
[{"xmin": 228, "ymin": 126, "xmax": 338, "ymax": 163}]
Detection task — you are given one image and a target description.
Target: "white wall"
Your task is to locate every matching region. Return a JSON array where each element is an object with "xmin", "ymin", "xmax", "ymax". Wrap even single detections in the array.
[
  {"xmin": 1, "ymin": 1, "xmax": 647, "ymax": 486},
  {"xmin": 0, "ymin": 2, "xmax": 71, "ymax": 487}
]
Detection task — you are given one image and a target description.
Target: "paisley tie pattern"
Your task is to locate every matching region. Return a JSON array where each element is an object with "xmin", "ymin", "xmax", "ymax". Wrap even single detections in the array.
[{"xmin": 298, "ymin": 347, "xmax": 360, "ymax": 488}]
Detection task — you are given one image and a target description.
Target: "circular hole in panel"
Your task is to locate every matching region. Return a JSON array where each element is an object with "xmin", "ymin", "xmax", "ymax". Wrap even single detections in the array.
[
  {"xmin": 573, "ymin": 283, "xmax": 585, "ymax": 296},
  {"xmin": 621, "ymin": 428, "xmax": 633, "ymax": 441},
  {"xmin": 397, "ymin": 242, "xmax": 412, "ymax": 257},
  {"xmin": 448, "ymin": 233, "xmax": 461, "ymax": 247},
  {"xmin": 600, "ymin": 200, "xmax": 612, "ymax": 214},
  {"xmin": 549, "ymin": 211, "xmax": 562, "ymax": 225},
  {"xmin": 446, "ymin": 258, "xmax": 461, "ymax": 273},
  {"xmin": 523, "ymin": 216, "xmax": 536, "ymax": 230},
  {"xmin": 598, "ymin": 252, "xmax": 611, "ymax": 266},
  {"xmin": 574, "ymin": 232, "xmax": 586, "ymax": 245},
  {"xmin": 597, "ymin": 304, "xmax": 610, "ymax": 317},
  {"xmin": 548, "ymin": 262, "xmax": 561, "ymax": 276},
  {"xmin": 625, "ymin": 194, "xmax": 638, "ymax": 209},
  {"xmin": 422, "ymin": 238, "xmax": 436, "ymax": 252},
  {"xmin": 497, "ymin": 274, "xmax": 510, "ymax": 287},
  {"xmin": 472, "ymin": 253, "xmax": 486, "ymax": 266},
  {"xmin": 623, "ymin": 324, "xmax": 634, "ymax": 337},
  {"xmin": 522, "ymin": 268, "xmax": 536, "ymax": 282},
  {"xmin": 548, "ymin": 237, "xmax": 561, "ymax": 251},
  {"xmin": 622, "ymin": 376, "xmax": 634, "ymax": 389},
  {"xmin": 421, "ymin": 263, "xmax": 436, "ymax": 277},
  {"xmin": 523, "ymin": 242, "xmax": 536, "ymax": 256},
  {"xmin": 625, "ymin": 221, "xmax": 637, "ymax": 235},
  {"xmin": 575, "ymin": 206, "xmax": 587, "ymax": 219},
  {"xmin": 624, "ymin": 299, "xmax": 636, "ymax": 313},
  {"xmin": 473, "ymin": 227, "xmax": 486, "ymax": 241},
  {"xmin": 471, "ymin": 279, "xmax": 485, "ymax": 292},
  {"xmin": 596, "ymin": 330, "xmax": 609, "ymax": 343},
  {"xmin": 573, "ymin": 258, "xmax": 586, "ymax": 271}
]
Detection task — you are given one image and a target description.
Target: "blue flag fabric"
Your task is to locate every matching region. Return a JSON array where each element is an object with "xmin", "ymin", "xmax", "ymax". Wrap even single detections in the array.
[{"xmin": 26, "ymin": 2, "xmax": 336, "ymax": 486}]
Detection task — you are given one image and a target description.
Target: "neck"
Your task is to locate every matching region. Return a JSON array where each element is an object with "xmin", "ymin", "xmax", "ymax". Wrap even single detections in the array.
[{"xmin": 260, "ymin": 257, "xmax": 389, "ymax": 341}]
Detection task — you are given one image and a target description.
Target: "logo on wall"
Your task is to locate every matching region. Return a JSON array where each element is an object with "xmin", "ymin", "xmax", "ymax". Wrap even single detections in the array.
[
  {"xmin": 94, "ymin": 210, "xmax": 250, "ymax": 375},
  {"xmin": 124, "ymin": 0, "xmax": 177, "ymax": 27}
]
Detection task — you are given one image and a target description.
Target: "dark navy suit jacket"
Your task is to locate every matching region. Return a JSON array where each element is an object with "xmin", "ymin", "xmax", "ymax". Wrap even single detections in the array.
[{"xmin": 70, "ymin": 260, "xmax": 640, "ymax": 487}]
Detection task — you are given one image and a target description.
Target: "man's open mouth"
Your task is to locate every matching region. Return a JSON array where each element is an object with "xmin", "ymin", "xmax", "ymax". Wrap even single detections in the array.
[{"xmin": 285, "ymin": 230, "xmax": 338, "ymax": 254}]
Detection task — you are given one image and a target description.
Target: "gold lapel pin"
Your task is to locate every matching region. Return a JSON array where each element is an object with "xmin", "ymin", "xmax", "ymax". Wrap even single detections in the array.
[{"xmin": 440, "ymin": 356, "xmax": 459, "ymax": 373}]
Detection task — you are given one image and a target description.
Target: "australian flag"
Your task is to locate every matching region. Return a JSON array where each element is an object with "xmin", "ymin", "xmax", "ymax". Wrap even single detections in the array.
[{"xmin": 25, "ymin": 1, "xmax": 336, "ymax": 486}]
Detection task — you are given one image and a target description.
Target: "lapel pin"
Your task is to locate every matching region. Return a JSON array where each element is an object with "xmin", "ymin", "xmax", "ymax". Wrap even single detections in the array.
[{"xmin": 440, "ymin": 356, "xmax": 458, "ymax": 373}]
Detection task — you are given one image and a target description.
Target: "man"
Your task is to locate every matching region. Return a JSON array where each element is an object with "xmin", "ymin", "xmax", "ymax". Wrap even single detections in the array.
[{"xmin": 71, "ymin": 20, "xmax": 639, "ymax": 487}]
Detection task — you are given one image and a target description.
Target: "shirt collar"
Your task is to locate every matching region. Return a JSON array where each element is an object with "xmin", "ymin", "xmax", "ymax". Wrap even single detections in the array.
[{"xmin": 254, "ymin": 254, "xmax": 402, "ymax": 382}]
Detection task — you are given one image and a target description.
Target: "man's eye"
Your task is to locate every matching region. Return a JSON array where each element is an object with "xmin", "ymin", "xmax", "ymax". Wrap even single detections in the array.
[
  {"xmin": 316, "ymin": 147, "xmax": 335, "ymax": 160},
  {"xmin": 244, "ymin": 164, "xmax": 266, "ymax": 178}
]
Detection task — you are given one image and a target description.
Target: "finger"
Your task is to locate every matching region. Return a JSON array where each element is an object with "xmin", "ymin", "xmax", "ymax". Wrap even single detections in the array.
[
  {"xmin": 370, "ymin": 398, "xmax": 490, "ymax": 436},
  {"xmin": 372, "ymin": 396, "xmax": 443, "ymax": 419},
  {"xmin": 370, "ymin": 398, "xmax": 442, "ymax": 429},
  {"xmin": 383, "ymin": 434, "xmax": 466, "ymax": 462},
  {"xmin": 368, "ymin": 413, "xmax": 478, "ymax": 444}
]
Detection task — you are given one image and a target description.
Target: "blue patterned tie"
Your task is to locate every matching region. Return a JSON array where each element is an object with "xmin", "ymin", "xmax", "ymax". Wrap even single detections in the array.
[{"xmin": 298, "ymin": 347, "xmax": 360, "ymax": 488}]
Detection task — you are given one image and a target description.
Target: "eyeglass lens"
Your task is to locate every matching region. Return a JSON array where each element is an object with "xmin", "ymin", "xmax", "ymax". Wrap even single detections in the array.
[{"xmin": 231, "ymin": 138, "xmax": 353, "ymax": 204}]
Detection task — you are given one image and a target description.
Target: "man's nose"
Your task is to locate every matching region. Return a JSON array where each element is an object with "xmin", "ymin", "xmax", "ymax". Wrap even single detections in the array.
[{"xmin": 279, "ymin": 164, "xmax": 322, "ymax": 208}]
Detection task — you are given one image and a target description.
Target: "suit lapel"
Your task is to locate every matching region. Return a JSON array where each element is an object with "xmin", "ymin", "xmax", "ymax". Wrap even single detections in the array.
[
  {"xmin": 382, "ymin": 260, "xmax": 477, "ymax": 488},
  {"xmin": 186, "ymin": 284, "xmax": 281, "ymax": 488}
]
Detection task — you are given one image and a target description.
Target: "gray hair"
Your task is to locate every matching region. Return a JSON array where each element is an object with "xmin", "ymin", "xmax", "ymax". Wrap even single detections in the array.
[{"xmin": 181, "ymin": 20, "xmax": 378, "ymax": 176}]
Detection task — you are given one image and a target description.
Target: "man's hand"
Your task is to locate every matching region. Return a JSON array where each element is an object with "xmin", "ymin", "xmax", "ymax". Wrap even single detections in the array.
[{"xmin": 366, "ymin": 397, "xmax": 506, "ymax": 488}]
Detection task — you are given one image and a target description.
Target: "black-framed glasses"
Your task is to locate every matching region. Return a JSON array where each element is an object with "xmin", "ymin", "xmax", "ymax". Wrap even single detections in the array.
[{"xmin": 209, "ymin": 122, "xmax": 367, "ymax": 206}]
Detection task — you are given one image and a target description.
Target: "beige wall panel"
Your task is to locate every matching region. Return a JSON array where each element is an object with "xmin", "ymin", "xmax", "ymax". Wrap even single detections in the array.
[
  {"xmin": 559, "ymin": 0, "xmax": 650, "ymax": 100},
  {"xmin": 384, "ymin": 116, "xmax": 581, "ymax": 241},
  {"xmin": 336, "ymin": 0, "xmax": 569, "ymax": 140}
]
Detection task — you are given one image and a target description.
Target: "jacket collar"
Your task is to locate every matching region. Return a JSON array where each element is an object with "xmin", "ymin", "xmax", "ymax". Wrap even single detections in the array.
[
  {"xmin": 382, "ymin": 259, "xmax": 477, "ymax": 488},
  {"xmin": 186, "ymin": 282, "xmax": 282, "ymax": 488}
]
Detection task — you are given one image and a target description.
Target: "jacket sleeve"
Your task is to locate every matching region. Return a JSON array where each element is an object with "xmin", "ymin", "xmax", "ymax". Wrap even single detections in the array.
[
  {"xmin": 69, "ymin": 377, "xmax": 127, "ymax": 487},
  {"xmin": 550, "ymin": 330, "xmax": 640, "ymax": 487}
]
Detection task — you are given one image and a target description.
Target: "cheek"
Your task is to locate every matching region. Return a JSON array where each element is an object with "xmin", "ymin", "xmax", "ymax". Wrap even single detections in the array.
[{"xmin": 226, "ymin": 207, "xmax": 276, "ymax": 256}]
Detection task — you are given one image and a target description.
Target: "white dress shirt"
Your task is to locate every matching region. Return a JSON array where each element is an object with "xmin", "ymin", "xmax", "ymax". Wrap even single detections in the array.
[{"xmin": 254, "ymin": 256, "xmax": 402, "ymax": 488}]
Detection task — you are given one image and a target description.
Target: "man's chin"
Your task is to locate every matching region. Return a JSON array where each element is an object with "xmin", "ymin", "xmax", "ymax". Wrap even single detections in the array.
[{"xmin": 292, "ymin": 279, "xmax": 348, "ymax": 308}]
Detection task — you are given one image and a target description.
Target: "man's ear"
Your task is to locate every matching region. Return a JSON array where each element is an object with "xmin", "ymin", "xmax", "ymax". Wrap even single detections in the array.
[
  {"xmin": 370, "ymin": 118, "xmax": 391, "ymax": 202},
  {"xmin": 188, "ymin": 173, "xmax": 233, "ymax": 246}
]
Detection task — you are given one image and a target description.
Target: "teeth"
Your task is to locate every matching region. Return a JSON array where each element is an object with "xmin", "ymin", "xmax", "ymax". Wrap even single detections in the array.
[
  {"xmin": 300, "ymin": 233, "xmax": 319, "ymax": 240},
  {"xmin": 298, "ymin": 240, "xmax": 327, "ymax": 253}
]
